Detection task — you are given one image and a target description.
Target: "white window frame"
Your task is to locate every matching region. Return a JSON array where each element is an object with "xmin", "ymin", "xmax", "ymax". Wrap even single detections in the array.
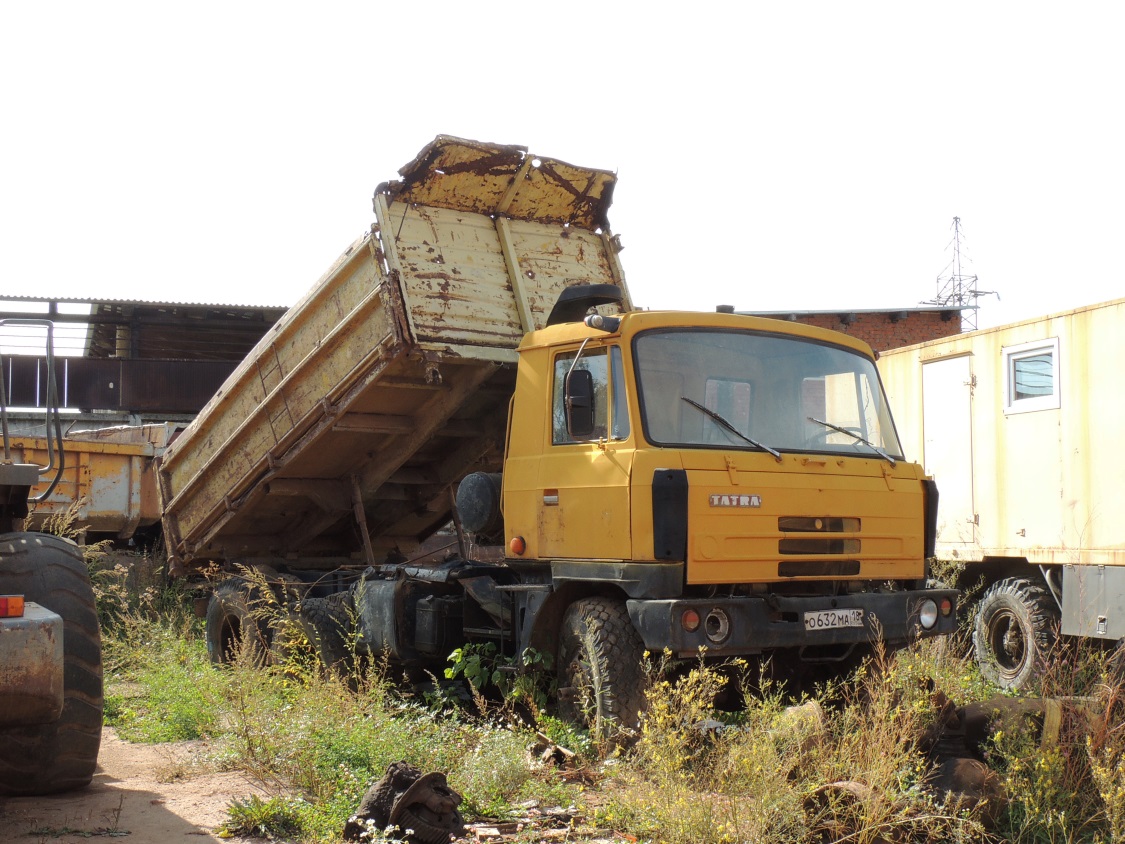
[{"xmin": 1002, "ymin": 337, "xmax": 1060, "ymax": 414}]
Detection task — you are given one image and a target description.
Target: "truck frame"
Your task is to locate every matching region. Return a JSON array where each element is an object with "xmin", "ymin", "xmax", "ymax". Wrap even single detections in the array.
[
  {"xmin": 159, "ymin": 137, "xmax": 955, "ymax": 727},
  {"xmin": 878, "ymin": 298, "xmax": 1125, "ymax": 691}
]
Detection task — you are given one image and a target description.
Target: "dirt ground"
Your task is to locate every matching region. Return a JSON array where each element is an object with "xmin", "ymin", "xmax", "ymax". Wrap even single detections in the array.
[{"xmin": 0, "ymin": 727, "xmax": 271, "ymax": 843}]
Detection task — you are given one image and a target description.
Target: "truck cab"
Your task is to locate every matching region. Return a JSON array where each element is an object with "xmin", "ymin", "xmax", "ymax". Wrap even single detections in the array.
[{"xmin": 497, "ymin": 305, "xmax": 954, "ymax": 664}]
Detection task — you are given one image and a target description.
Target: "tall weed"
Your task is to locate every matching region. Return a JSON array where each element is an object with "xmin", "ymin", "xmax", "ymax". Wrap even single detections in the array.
[{"xmin": 604, "ymin": 641, "xmax": 987, "ymax": 844}]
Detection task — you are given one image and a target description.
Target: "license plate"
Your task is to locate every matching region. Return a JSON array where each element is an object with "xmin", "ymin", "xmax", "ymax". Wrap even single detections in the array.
[{"xmin": 804, "ymin": 608, "xmax": 864, "ymax": 631}]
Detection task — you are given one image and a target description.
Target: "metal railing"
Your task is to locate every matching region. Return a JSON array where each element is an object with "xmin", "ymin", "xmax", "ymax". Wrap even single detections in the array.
[{"xmin": 0, "ymin": 320, "xmax": 65, "ymax": 501}]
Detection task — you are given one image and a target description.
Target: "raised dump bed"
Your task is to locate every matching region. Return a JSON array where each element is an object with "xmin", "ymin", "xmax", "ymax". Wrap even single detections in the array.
[{"xmin": 157, "ymin": 136, "xmax": 630, "ymax": 576}]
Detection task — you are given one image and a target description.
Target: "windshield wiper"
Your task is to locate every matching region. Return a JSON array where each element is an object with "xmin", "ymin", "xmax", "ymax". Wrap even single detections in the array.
[
  {"xmin": 806, "ymin": 416, "xmax": 896, "ymax": 465},
  {"xmin": 681, "ymin": 397, "xmax": 782, "ymax": 461}
]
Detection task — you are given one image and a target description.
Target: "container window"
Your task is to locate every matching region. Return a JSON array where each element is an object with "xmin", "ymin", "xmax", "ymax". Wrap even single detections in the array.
[{"xmin": 1003, "ymin": 338, "xmax": 1060, "ymax": 414}]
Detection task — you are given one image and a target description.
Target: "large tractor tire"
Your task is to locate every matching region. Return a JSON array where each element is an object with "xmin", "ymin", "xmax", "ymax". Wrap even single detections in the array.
[
  {"xmin": 557, "ymin": 597, "xmax": 647, "ymax": 739},
  {"xmin": 973, "ymin": 577, "xmax": 1060, "ymax": 693},
  {"xmin": 0, "ymin": 533, "xmax": 103, "ymax": 795},
  {"xmin": 205, "ymin": 577, "xmax": 271, "ymax": 666}
]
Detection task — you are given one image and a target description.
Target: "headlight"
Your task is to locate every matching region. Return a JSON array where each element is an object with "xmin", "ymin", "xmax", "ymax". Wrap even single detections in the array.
[
  {"xmin": 705, "ymin": 609, "xmax": 731, "ymax": 643},
  {"xmin": 918, "ymin": 599, "xmax": 939, "ymax": 630}
]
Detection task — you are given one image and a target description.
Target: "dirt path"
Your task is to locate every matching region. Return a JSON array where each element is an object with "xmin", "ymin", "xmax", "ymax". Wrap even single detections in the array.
[{"xmin": 0, "ymin": 727, "xmax": 272, "ymax": 843}]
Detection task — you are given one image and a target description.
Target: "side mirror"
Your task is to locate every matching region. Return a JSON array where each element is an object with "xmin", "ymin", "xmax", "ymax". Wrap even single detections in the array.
[{"xmin": 565, "ymin": 369, "xmax": 595, "ymax": 438}]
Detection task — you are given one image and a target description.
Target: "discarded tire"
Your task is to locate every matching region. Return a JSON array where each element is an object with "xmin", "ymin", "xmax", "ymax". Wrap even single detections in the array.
[
  {"xmin": 343, "ymin": 760, "xmax": 464, "ymax": 844},
  {"xmin": 557, "ymin": 596, "xmax": 647, "ymax": 738},
  {"xmin": 973, "ymin": 577, "xmax": 1059, "ymax": 692},
  {"xmin": 0, "ymin": 533, "xmax": 103, "ymax": 795}
]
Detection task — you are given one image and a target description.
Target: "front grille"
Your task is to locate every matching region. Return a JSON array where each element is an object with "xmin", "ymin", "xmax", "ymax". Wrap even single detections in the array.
[{"xmin": 776, "ymin": 515, "xmax": 862, "ymax": 576}]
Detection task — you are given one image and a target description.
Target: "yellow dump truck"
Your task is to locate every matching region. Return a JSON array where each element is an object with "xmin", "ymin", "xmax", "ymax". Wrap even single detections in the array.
[
  {"xmin": 158, "ymin": 136, "xmax": 954, "ymax": 727},
  {"xmin": 0, "ymin": 322, "xmax": 103, "ymax": 795}
]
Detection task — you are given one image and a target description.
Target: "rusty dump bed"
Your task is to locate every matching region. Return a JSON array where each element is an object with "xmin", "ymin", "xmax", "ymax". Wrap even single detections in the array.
[{"xmin": 157, "ymin": 136, "xmax": 630, "ymax": 575}]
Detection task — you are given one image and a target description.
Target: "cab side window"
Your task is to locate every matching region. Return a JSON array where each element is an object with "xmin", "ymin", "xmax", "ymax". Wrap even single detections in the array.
[{"xmin": 552, "ymin": 348, "xmax": 609, "ymax": 444}]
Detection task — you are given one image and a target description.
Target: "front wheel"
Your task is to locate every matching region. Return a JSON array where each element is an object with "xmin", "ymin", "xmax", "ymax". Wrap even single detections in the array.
[
  {"xmin": 0, "ymin": 533, "xmax": 103, "ymax": 795},
  {"xmin": 973, "ymin": 577, "xmax": 1059, "ymax": 693},
  {"xmin": 557, "ymin": 597, "xmax": 647, "ymax": 740}
]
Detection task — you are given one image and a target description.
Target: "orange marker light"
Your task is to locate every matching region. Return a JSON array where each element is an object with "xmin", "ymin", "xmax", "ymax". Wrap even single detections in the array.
[
  {"xmin": 0, "ymin": 595, "xmax": 25, "ymax": 618},
  {"xmin": 681, "ymin": 608, "xmax": 701, "ymax": 632},
  {"xmin": 509, "ymin": 536, "xmax": 526, "ymax": 556}
]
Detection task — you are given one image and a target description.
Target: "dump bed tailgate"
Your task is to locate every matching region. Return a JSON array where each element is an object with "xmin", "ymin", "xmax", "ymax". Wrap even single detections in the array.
[{"xmin": 158, "ymin": 137, "xmax": 629, "ymax": 574}]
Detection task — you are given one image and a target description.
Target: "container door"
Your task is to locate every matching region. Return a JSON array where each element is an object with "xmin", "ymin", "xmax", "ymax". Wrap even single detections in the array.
[{"xmin": 921, "ymin": 356, "xmax": 976, "ymax": 548}]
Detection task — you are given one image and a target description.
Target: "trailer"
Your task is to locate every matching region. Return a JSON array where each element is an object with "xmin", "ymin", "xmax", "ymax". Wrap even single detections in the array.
[
  {"xmin": 160, "ymin": 136, "xmax": 955, "ymax": 731},
  {"xmin": 878, "ymin": 297, "xmax": 1125, "ymax": 691},
  {"xmin": 10, "ymin": 423, "xmax": 178, "ymax": 541}
]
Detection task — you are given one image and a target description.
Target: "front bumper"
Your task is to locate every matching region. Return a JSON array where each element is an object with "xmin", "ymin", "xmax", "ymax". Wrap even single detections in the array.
[{"xmin": 627, "ymin": 588, "xmax": 957, "ymax": 657}]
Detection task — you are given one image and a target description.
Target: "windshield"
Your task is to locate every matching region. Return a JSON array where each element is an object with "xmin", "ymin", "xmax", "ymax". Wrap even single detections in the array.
[{"xmin": 633, "ymin": 328, "xmax": 904, "ymax": 458}]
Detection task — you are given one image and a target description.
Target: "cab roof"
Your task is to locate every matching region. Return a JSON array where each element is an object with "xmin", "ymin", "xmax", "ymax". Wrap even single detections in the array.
[{"xmin": 519, "ymin": 309, "xmax": 877, "ymax": 359}]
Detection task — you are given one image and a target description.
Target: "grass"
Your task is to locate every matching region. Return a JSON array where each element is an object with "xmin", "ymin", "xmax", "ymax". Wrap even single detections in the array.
[
  {"xmin": 92, "ymin": 559, "xmax": 568, "ymax": 843},
  {"xmin": 88, "ymin": 557, "xmax": 1125, "ymax": 844}
]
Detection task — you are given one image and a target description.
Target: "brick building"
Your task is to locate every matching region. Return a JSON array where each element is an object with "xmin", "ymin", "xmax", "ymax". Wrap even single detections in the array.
[{"xmin": 746, "ymin": 307, "xmax": 964, "ymax": 354}]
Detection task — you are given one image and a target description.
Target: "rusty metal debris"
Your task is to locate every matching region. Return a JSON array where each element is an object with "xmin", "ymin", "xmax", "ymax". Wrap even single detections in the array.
[
  {"xmin": 343, "ymin": 760, "xmax": 464, "ymax": 844},
  {"xmin": 917, "ymin": 690, "xmax": 1105, "ymax": 829},
  {"xmin": 797, "ymin": 688, "xmax": 1110, "ymax": 837}
]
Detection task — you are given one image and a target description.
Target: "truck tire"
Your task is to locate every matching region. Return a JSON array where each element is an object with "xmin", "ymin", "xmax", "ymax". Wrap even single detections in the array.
[
  {"xmin": 557, "ymin": 597, "xmax": 646, "ymax": 738},
  {"xmin": 300, "ymin": 592, "xmax": 353, "ymax": 676},
  {"xmin": 0, "ymin": 532, "xmax": 103, "ymax": 795},
  {"xmin": 205, "ymin": 578, "xmax": 270, "ymax": 666},
  {"xmin": 973, "ymin": 577, "xmax": 1060, "ymax": 693}
]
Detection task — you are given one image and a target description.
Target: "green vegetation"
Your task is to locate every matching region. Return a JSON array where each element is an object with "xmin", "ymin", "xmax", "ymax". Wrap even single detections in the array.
[{"xmin": 92, "ymin": 558, "xmax": 1125, "ymax": 843}]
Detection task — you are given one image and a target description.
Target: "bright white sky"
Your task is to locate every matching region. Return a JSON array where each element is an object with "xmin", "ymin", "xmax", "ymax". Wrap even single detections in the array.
[{"xmin": 3, "ymin": 2, "xmax": 1122, "ymax": 331}]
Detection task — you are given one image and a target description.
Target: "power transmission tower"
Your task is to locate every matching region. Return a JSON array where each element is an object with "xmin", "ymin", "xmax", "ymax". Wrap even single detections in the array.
[{"xmin": 922, "ymin": 216, "xmax": 997, "ymax": 331}]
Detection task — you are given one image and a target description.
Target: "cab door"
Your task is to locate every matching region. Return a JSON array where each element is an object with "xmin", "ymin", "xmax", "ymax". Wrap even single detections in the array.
[{"xmin": 537, "ymin": 345, "xmax": 633, "ymax": 560}]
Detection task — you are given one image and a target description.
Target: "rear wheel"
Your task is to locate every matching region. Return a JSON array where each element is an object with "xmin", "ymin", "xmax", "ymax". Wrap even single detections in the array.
[
  {"xmin": 300, "ymin": 591, "xmax": 354, "ymax": 675},
  {"xmin": 205, "ymin": 578, "xmax": 270, "ymax": 665},
  {"xmin": 973, "ymin": 577, "xmax": 1059, "ymax": 692},
  {"xmin": 0, "ymin": 533, "xmax": 103, "ymax": 795},
  {"xmin": 557, "ymin": 597, "xmax": 647, "ymax": 740}
]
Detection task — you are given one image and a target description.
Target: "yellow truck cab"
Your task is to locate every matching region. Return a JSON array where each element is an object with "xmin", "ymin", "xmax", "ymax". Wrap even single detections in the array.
[{"xmin": 489, "ymin": 299, "xmax": 954, "ymax": 666}]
